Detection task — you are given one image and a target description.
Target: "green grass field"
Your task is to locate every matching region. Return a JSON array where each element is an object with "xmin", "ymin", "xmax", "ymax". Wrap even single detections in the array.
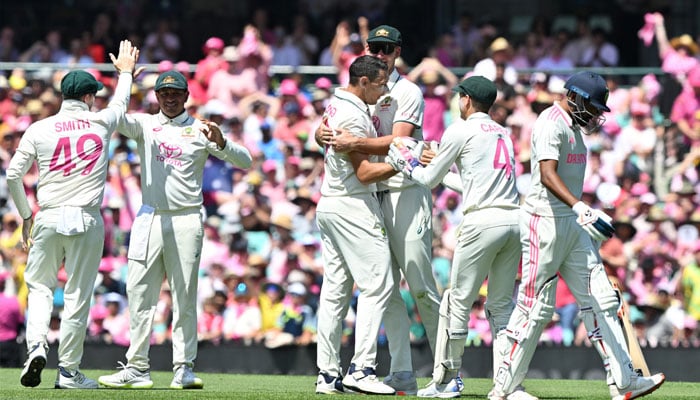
[{"xmin": 1, "ymin": 369, "xmax": 697, "ymax": 399}]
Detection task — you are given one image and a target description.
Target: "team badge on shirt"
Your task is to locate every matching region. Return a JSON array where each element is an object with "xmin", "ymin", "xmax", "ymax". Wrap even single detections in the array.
[
  {"xmin": 181, "ymin": 127, "xmax": 195, "ymax": 138},
  {"xmin": 378, "ymin": 96, "xmax": 393, "ymax": 110}
]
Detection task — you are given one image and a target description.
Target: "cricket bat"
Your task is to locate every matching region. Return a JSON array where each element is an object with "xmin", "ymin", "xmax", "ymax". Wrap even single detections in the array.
[{"xmin": 616, "ymin": 288, "xmax": 651, "ymax": 377}]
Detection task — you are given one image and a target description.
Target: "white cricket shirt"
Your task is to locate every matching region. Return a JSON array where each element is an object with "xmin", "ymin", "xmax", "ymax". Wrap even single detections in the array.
[
  {"xmin": 319, "ymin": 87, "xmax": 378, "ymax": 200},
  {"xmin": 523, "ymin": 102, "xmax": 587, "ymax": 217},
  {"xmin": 410, "ymin": 112, "xmax": 519, "ymax": 223},
  {"xmin": 6, "ymin": 72, "xmax": 134, "ymax": 219},
  {"xmin": 118, "ymin": 111, "xmax": 252, "ymax": 211},
  {"xmin": 371, "ymin": 68, "xmax": 424, "ymax": 191}
]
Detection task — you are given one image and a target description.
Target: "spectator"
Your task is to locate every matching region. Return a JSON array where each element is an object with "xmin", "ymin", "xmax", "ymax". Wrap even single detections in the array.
[
  {"xmin": 646, "ymin": 13, "xmax": 699, "ymax": 116},
  {"xmin": 451, "ymin": 12, "xmax": 482, "ymax": 65},
  {"xmin": 428, "ymin": 32, "xmax": 461, "ymax": 68},
  {"xmin": 222, "ymin": 281, "xmax": 261, "ymax": 344},
  {"xmin": 101, "ymin": 292, "xmax": 130, "ymax": 346},
  {"xmin": 257, "ymin": 282, "xmax": 286, "ymax": 341},
  {"xmin": 142, "ymin": 18, "xmax": 180, "ymax": 63},
  {"xmin": 670, "ymin": 66, "xmax": 700, "ymax": 142},
  {"xmin": 59, "ymin": 37, "xmax": 95, "ymax": 65},
  {"xmin": 19, "ymin": 30, "xmax": 68, "ymax": 63},
  {"xmin": 534, "ymin": 40, "xmax": 574, "ymax": 81},
  {"xmin": 263, "ymin": 282, "xmax": 316, "ymax": 348},
  {"xmin": 270, "ymin": 26, "xmax": 303, "ymax": 67},
  {"xmin": 237, "ymin": 25, "xmax": 273, "ymax": 94},
  {"xmin": 88, "ymin": 12, "xmax": 115, "ymax": 63},
  {"xmin": 406, "ymin": 57, "xmax": 458, "ymax": 143},
  {"xmin": 473, "ymin": 37, "xmax": 518, "ymax": 86},
  {"xmin": 273, "ymin": 101, "xmax": 312, "ymax": 154},
  {"xmin": 197, "ymin": 296, "xmax": 224, "ymax": 344},
  {"xmin": 580, "ymin": 27, "xmax": 619, "ymax": 67},
  {"xmin": 0, "ymin": 270, "xmax": 21, "ymax": 367},
  {"xmin": 332, "ymin": 20, "xmax": 366, "ymax": 86},
  {"xmin": 0, "ymin": 26, "xmax": 19, "ymax": 61},
  {"xmin": 562, "ymin": 16, "xmax": 593, "ymax": 66},
  {"xmin": 194, "ymin": 36, "xmax": 227, "ymax": 94},
  {"xmin": 511, "ymin": 32, "xmax": 545, "ymax": 71},
  {"xmin": 289, "ymin": 14, "xmax": 320, "ymax": 65},
  {"xmin": 680, "ymin": 240, "xmax": 700, "ymax": 324}
]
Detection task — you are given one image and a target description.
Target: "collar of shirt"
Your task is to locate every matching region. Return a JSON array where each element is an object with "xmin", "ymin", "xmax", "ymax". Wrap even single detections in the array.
[
  {"xmin": 157, "ymin": 110, "xmax": 193, "ymax": 126},
  {"xmin": 387, "ymin": 68, "xmax": 401, "ymax": 91},
  {"xmin": 552, "ymin": 101, "xmax": 574, "ymax": 127},
  {"xmin": 332, "ymin": 87, "xmax": 370, "ymax": 116},
  {"xmin": 60, "ymin": 99, "xmax": 90, "ymax": 112},
  {"xmin": 465, "ymin": 112, "xmax": 491, "ymax": 122}
]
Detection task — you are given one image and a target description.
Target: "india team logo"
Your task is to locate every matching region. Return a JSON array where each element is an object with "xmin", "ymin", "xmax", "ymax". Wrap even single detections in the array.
[{"xmin": 157, "ymin": 142, "xmax": 184, "ymax": 167}]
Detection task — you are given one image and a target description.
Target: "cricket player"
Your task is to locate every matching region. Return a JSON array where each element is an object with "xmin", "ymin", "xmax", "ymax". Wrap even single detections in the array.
[
  {"xmin": 9, "ymin": 40, "xmax": 140, "ymax": 389},
  {"xmin": 317, "ymin": 25, "xmax": 440, "ymax": 395},
  {"xmin": 489, "ymin": 71, "xmax": 665, "ymax": 400},
  {"xmin": 387, "ymin": 76, "xmax": 522, "ymax": 398},
  {"xmin": 98, "ymin": 70, "xmax": 252, "ymax": 390},
  {"xmin": 315, "ymin": 55, "xmax": 397, "ymax": 396}
]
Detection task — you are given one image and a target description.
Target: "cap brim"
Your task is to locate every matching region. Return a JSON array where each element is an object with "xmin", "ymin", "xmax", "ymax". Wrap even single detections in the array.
[{"xmin": 96, "ymin": 81, "xmax": 105, "ymax": 91}]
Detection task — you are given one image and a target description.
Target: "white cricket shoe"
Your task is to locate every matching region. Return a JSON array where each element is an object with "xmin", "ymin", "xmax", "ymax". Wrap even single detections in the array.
[
  {"xmin": 611, "ymin": 373, "xmax": 665, "ymax": 400},
  {"xmin": 341, "ymin": 364, "xmax": 395, "ymax": 395},
  {"xmin": 170, "ymin": 364, "xmax": 204, "ymax": 389},
  {"xmin": 98, "ymin": 362, "xmax": 154, "ymax": 389},
  {"xmin": 316, "ymin": 372, "xmax": 345, "ymax": 394},
  {"xmin": 508, "ymin": 387, "xmax": 539, "ymax": 400},
  {"xmin": 417, "ymin": 377, "xmax": 464, "ymax": 398},
  {"xmin": 488, "ymin": 385, "xmax": 538, "ymax": 400},
  {"xmin": 55, "ymin": 367, "xmax": 98, "ymax": 389},
  {"xmin": 384, "ymin": 371, "xmax": 418, "ymax": 395},
  {"xmin": 20, "ymin": 343, "xmax": 47, "ymax": 387}
]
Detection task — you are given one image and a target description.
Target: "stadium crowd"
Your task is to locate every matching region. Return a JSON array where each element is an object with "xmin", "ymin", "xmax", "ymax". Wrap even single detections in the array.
[{"xmin": 0, "ymin": 6, "xmax": 699, "ymax": 368}]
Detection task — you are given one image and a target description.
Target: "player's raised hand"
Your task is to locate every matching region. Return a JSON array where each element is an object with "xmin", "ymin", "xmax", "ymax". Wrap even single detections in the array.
[
  {"xmin": 572, "ymin": 201, "xmax": 615, "ymax": 241},
  {"xmin": 109, "ymin": 39, "xmax": 145, "ymax": 77},
  {"xmin": 199, "ymin": 119, "xmax": 226, "ymax": 149}
]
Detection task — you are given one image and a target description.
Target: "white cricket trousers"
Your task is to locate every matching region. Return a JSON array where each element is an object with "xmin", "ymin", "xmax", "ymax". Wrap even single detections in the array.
[
  {"xmin": 24, "ymin": 206, "xmax": 104, "ymax": 372},
  {"xmin": 449, "ymin": 208, "xmax": 520, "ymax": 341},
  {"xmin": 125, "ymin": 207, "xmax": 203, "ymax": 371},
  {"xmin": 379, "ymin": 185, "xmax": 441, "ymax": 373},
  {"xmin": 316, "ymin": 194, "xmax": 394, "ymax": 376}
]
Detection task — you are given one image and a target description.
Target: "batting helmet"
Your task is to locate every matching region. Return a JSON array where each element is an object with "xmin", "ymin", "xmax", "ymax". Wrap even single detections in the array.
[
  {"xmin": 564, "ymin": 71, "xmax": 610, "ymax": 112},
  {"xmin": 564, "ymin": 71, "xmax": 610, "ymax": 133}
]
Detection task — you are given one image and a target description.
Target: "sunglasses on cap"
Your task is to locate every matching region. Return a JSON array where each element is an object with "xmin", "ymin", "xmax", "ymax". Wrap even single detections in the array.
[{"xmin": 368, "ymin": 42, "xmax": 396, "ymax": 55}]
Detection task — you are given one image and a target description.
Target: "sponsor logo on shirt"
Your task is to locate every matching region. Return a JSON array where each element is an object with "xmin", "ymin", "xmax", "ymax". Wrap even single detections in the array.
[
  {"xmin": 372, "ymin": 115, "xmax": 381, "ymax": 132},
  {"xmin": 566, "ymin": 153, "xmax": 586, "ymax": 164},
  {"xmin": 157, "ymin": 142, "xmax": 183, "ymax": 167},
  {"xmin": 153, "ymin": 127, "xmax": 162, "ymax": 132}
]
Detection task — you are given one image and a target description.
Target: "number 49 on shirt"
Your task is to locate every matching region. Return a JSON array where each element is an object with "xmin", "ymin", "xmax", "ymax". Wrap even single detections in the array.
[{"xmin": 49, "ymin": 134, "xmax": 103, "ymax": 176}]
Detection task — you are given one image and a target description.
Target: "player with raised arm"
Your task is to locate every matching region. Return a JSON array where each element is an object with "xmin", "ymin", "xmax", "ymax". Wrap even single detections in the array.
[
  {"xmin": 9, "ymin": 40, "xmax": 140, "ymax": 389},
  {"xmin": 487, "ymin": 72, "xmax": 665, "ymax": 400},
  {"xmin": 97, "ymin": 68, "xmax": 252, "ymax": 390}
]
